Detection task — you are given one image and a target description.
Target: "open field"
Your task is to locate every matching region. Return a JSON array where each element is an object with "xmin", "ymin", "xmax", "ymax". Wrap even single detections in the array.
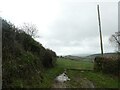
[
  {"xmin": 41, "ymin": 58, "xmax": 119, "ymax": 88},
  {"xmin": 57, "ymin": 58, "xmax": 93, "ymax": 70}
]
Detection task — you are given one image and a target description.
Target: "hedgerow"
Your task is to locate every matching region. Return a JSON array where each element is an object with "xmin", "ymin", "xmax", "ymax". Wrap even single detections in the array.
[{"xmin": 94, "ymin": 55, "xmax": 119, "ymax": 76}]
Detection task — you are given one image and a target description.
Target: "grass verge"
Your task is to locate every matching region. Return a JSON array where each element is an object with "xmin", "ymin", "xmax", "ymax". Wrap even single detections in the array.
[{"xmin": 40, "ymin": 58, "xmax": 119, "ymax": 88}]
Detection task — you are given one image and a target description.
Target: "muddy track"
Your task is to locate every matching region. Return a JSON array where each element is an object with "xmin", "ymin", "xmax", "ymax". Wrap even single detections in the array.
[
  {"xmin": 52, "ymin": 76, "xmax": 95, "ymax": 88},
  {"xmin": 52, "ymin": 82, "xmax": 67, "ymax": 88}
]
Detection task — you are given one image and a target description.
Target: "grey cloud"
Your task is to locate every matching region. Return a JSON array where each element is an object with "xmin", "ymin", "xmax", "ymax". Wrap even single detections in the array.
[
  {"xmin": 39, "ymin": 35, "xmax": 114, "ymax": 55},
  {"xmin": 38, "ymin": 2, "xmax": 117, "ymax": 55}
]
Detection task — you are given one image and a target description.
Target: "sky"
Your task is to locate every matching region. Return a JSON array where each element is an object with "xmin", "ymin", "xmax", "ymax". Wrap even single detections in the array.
[{"xmin": 0, "ymin": 0, "xmax": 118, "ymax": 56}]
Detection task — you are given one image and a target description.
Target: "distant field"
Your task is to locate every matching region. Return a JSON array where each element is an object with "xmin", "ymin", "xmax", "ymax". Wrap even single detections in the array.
[{"xmin": 57, "ymin": 58, "xmax": 94, "ymax": 70}]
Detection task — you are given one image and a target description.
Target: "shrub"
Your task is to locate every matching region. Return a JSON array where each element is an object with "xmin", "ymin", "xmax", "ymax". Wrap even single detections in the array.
[
  {"xmin": 94, "ymin": 56, "xmax": 119, "ymax": 76},
  {"xmin": 94, "ymin": 56, "xmax": 103, "ymax": 72},
  {"xmin": 42, "ymin": 49, "xmax": 57, "ymax": 68}
]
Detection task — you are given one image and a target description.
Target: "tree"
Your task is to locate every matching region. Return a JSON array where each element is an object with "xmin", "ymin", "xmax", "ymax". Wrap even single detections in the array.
[
  {"xmin": 20, "ymin": 23, "xmax": 39, "ymax": 38},
  {"xmin": 109, "ymin": 31, "xmax": 120, "ymax": 52}
]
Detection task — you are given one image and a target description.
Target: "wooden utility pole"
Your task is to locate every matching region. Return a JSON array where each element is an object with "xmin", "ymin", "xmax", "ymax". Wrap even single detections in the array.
[{"xmin": 97, "ymin": 5, "xmax": 104, "ymax": 55}]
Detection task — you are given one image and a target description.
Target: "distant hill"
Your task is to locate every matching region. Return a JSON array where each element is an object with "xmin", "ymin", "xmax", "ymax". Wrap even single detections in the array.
[
  {"xmin": 64, "ymin": 55, "xmax": 83, "ymax": 60},
  {"xmin": 71, "ymin": 54, "xmax": 90, "ymax": 57},
  {"xmin": 86, "ymin": 53, "xmax": 118, "ymax": 59},
  {"xmin": 63, "ymin": 52, "xmax": 118, "ymax": 62}
]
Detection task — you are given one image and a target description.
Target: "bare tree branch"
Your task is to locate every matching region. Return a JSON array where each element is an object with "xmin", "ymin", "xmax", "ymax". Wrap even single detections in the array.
[
  {"xmin": 109, "ymin": 31, "xmax": 120, "ymax": 52},
  {"xmin": 112, "ymin": 35, "xmax": 120, "ymax": 46},
  {"xmin": 20, "ymin": 23, "xmax": 40, "ymax": 38}
]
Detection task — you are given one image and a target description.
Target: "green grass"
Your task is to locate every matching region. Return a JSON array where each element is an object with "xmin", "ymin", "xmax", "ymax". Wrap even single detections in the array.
[
  {"xmin": 57, "ymin": 58, "xmax": 93, "ymax": 70},
  {"xmin": 40, "ymin": 58, "xmax": 119, "ymax": 88},
  {"xmin": 80, "ymin": 71, "xmax": 119, "ymax": 88},
  {"xmin": 66, "ymin": 70, "xmax": 119, "ymax": 88},
  {"xmin": 39, "ymin": 66, "xmax": 63, "ymax": 88}
]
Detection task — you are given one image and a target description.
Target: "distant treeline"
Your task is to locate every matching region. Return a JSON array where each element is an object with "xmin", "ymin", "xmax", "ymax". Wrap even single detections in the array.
[{"xmin": 2, "ymin": 18, "xmax": 57, "ymax": 88}]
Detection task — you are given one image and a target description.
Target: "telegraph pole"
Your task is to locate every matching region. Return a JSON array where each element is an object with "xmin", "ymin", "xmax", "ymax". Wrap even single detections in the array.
[{"xmin": 97, "ymin": 5, "xmax": 104, "ymax": 55}]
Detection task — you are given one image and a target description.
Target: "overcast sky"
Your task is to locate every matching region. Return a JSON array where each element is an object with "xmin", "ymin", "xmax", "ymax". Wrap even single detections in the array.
[{"xmin": 0, "ymin": 0, "xmax": 118, "ymax": 56}]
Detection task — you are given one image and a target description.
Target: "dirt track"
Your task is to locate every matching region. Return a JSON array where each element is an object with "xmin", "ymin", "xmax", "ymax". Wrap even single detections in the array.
[{"xmin": 52, "ymin": 75, "xmax": 94, "ymax": 88}]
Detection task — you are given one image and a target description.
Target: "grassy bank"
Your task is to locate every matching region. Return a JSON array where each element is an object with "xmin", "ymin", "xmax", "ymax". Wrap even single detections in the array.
[{"xmin": 2, "ymin": 19, "xmax": 57, "ymax": 88}]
